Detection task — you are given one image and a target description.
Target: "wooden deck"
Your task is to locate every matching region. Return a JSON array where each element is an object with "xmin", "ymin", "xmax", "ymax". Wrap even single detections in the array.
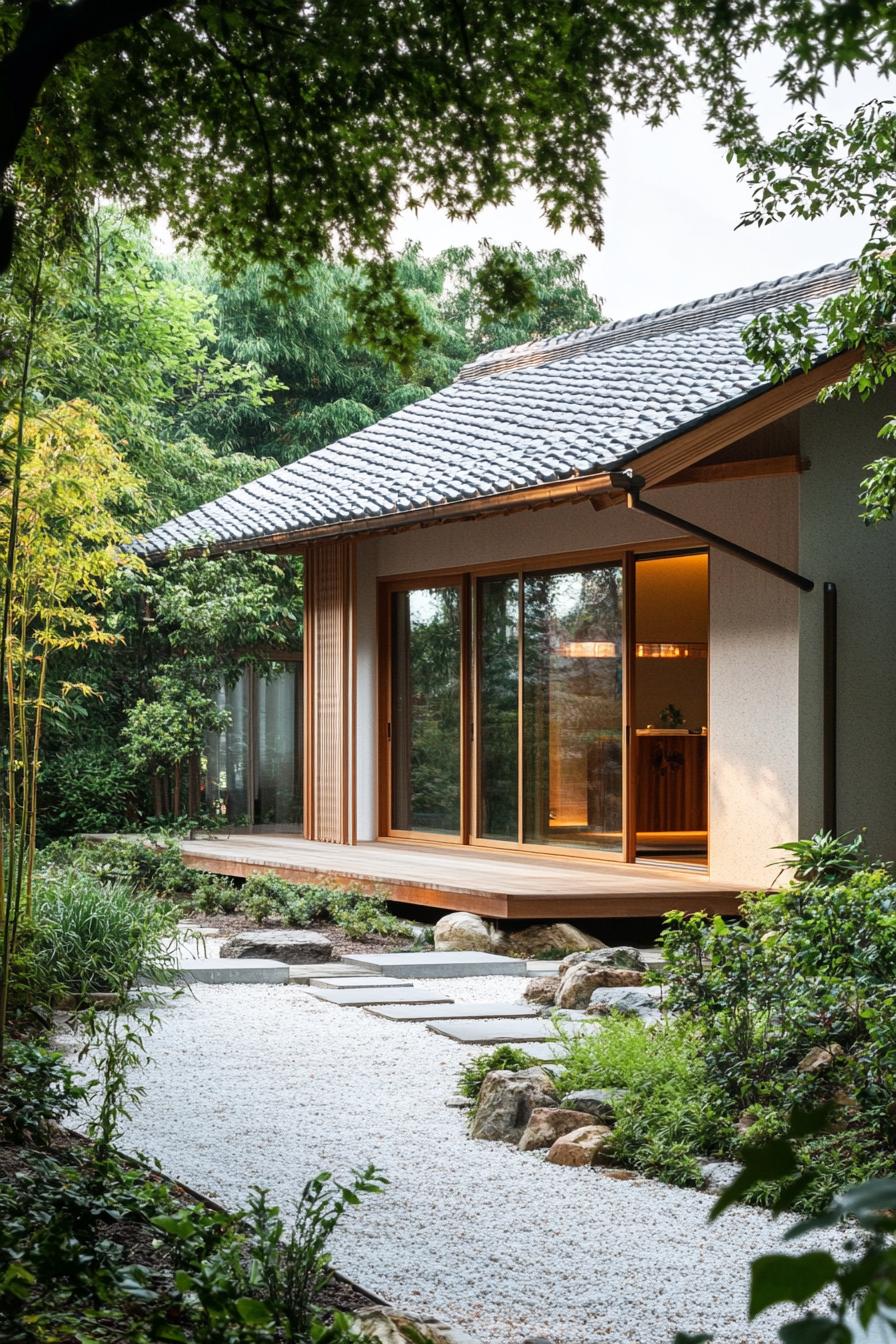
[{"xmin": 175, "ymin": 833, "xmax": 743, "ymax": 919}]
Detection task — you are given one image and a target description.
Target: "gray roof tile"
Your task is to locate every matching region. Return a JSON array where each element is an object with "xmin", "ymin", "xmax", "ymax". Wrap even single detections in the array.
[{"xmin": 134, "ymin": 260, "xmax": 854, "ymax": 557}]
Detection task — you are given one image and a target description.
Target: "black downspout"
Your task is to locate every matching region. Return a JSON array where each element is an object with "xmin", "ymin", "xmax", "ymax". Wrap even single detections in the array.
[{"xmin": 823, "ymin": 582, "xmax": 838, "ymax": 833}]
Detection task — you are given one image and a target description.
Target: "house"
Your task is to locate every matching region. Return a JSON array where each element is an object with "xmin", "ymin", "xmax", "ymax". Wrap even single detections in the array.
[{"xmin": 135, "ymin": 261, "xmax": 896, "ymax": 921}]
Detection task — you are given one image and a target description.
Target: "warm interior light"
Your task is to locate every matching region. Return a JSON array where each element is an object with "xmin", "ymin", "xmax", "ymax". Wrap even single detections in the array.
[
  {"xmin": 635, "ymin": 642, "xmax": 707, "ymax": 659},
  {"xmin": 556, "ymin": 640, "xmax": 618, "ymax": 658}
]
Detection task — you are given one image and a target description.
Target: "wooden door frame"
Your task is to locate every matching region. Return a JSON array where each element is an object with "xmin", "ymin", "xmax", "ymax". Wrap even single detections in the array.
[
  {"xmin": 630, "ymin": 547, "xmax": 710, "ymax": 868},
  {"xmin": 377, "ymin": 573, "xmax": 469, "ymax": 845},
  {"xmin": 376, "ymin": 538, "xmax": 709, "ymax": 861}
]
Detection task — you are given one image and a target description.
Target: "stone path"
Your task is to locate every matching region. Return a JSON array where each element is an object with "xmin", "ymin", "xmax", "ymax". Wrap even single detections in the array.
[
  {"xmin": 305, "ymin": 986, "xmax": 456, "ymax": 1006},
  {"xmin": 363, "ymin": 1001, "xmax": 539, "ymax": 1022},
  {"xmin": 178, "ymin": 958, "xmax": 290, "ymax": 985},
  {"xmin": 426, "ymin": 1018, "xmax": 591, "ymax": 1045},
  {"xmin": 310, "ymin": 975, "xmax": 412, "ymax": 989},
  {"xmin": 342, "ymin": 951, "xmax": 528, "ymax": 978},
  {"xmin": 98, "ymin": 978, "xmax": 806, "ymax": 1344}
]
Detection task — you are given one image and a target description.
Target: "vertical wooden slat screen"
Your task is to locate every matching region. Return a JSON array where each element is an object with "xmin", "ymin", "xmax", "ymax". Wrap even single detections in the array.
[{"xmin": 304, "ymin": 541, "xmax": 354, "ymax": 843}]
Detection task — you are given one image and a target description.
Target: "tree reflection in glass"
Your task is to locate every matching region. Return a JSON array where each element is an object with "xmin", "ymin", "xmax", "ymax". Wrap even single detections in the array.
[
  {"xmin": 478, "ymin": 575, "xmax": 519, "ymax": 841},
  {"xmin": 522, "ymin": 564, "xmax": 623, "ymax": 850},
  {"xmin": 390, "ymin": 585, "xmax": 461, "ymax": 835}
]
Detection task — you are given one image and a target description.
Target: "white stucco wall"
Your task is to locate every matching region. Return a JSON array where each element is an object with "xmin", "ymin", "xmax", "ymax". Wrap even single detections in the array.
[
  {"xmin": 798, "ymin": 389, "xmax": 896, "ymax": 861},
  {"xmin": 352, "ymin": 476, "xmax": 801, "ymax": 887}
]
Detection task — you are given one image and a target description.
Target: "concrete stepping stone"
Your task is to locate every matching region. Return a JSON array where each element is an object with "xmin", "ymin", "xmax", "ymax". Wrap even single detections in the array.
[
  {"xmin": 520, "ymin": 1041, "xmax": 567, "ymax": 1062},
  {"xmin": 364, "ymin": 1001, "xmax": 540, "ymax": 1022},
  {"xmin": 305, "ymin": 986, "xmax": 455, "ymax": 1006},
  {"xmin": 177, "ymin": 959, "xmax": 289, "ymax": 985},
  {"xmin": 310, "ymin": 975, "xmax": 412, "ymax": 989},
  {"xmin": 427, "ymin": 1018, "xmax": 597, "ymax": 1045},
  {"xmin": 288, "ymin": 962, "xmax": 380, "ymax": 984},
  {"xmin": 342, "ymin": 951, "xmax": 527, "ymax": 978},
  {"xmin": 526, "ymin": 960, "xmax": 563, "ymax": 976}
]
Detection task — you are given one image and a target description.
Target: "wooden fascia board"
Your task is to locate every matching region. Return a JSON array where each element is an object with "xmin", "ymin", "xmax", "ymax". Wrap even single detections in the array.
[{"xmin": 633, "ymin": 349, "xmax": 857, "ymax": 488}]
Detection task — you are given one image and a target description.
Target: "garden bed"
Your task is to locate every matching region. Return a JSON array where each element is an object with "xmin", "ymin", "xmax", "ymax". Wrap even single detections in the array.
[{"xmin": 183, "ymin": 911, "xmax": 419, "ymax": 958}]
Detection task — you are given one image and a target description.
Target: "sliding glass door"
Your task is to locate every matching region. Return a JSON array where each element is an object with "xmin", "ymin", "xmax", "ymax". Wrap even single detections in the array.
[
  {"xmin": 474, "ymin": 563, "xmax": 623, "ymax": 853},
  {"xmin": 520, "ymin": 564, "xmax": 623, "ymax": 851},
  {"xmin": 387, "ymin": 582, "xmax": 464, "ymax": 837},
  {"xmin": 383, "ymin": 561, "xmax": 624, "ymax": 853}
]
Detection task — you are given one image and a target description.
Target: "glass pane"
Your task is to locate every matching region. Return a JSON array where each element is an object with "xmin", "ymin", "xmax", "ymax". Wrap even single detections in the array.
[
  {"xmin": 255, "ymin": 666, "xmax": 303, "ymax": 827},
  {"xmin": 522, "ymin": 564, "xmax": 623, "ymax": 851},
  {"xmin": 478, "ymin": 575, "xmax": 519, "ymax": 841},
  {"xmin": 391, "ymin": 585, "xmax": 461, "ymax": 835},
  {"xmin": 204, "ymin": 673, "xmax": 251, "ymax": 823},
  {"xmin": 634, "ymin": 553, "xmax": 708, "ymax": 862}
]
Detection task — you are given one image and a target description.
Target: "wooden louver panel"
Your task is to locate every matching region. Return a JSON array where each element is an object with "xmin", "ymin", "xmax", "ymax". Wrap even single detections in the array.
[{"xmin": 306, "ymin": 541, "xmax": 354, "ymax": 843}]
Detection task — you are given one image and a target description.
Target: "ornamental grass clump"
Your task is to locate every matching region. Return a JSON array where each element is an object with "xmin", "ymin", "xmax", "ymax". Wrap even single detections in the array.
[{"xmin": 28, "ymin": 869, "xmax": 181, "ymax": 1003}]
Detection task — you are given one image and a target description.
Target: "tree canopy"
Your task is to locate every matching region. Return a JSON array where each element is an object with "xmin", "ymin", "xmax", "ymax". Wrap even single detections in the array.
[{"xmin": 3, "ymin": 1, "xmax": 896, "ymax": 281}]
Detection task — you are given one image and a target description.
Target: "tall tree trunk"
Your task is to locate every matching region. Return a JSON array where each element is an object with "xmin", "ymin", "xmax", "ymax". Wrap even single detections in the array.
[{"xmin": 187, "ymin": 751, "xmax": 201, "ymax": 819}]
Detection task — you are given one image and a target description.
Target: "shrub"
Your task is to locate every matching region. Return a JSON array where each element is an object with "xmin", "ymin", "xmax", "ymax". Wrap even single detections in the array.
[
  {"xmin": 234, "ymin": 874, "xmax": 415, "ymax": 940},
  {"xmin": 37, "ymin": 742, "xmax": 137, "ymax": 838},
  {"xmin": 659, "ymin": 832, "xmax": 896, "ymax": 1208},
  {"xmin": 28, "ymin": 869, "xmax": 181, "ymax": 1000},
  {"xmin": 238, "ymin": 873, "xmax": 300, "ymax": 922},
  {"xmin": 192, "ymin": 871, "xmax": 240, "ymax": 915},
  {"xmin": 0, "ymin": 1040, "xmax": 88, "ymax": 1142},
  {"xmin": 457, "ymin": 1045, "xmax": 536, "ymax": 1102},
  {"xmin": 39, "ymin": 835, "xmax": 201, "ymax": 902},
  {"xmin": 553, "ymin": 1015, "xmax": 734, "ymax": 1185}
]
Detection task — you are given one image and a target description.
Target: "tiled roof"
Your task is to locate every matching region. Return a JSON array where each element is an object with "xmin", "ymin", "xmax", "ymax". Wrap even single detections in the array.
[{"xmin": 135, "ymin": 260, "xmax": 854, "ymax": 557}]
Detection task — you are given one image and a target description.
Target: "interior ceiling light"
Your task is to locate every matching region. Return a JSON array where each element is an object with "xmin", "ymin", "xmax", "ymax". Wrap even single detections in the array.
[
  {"xmin": 636, "ymin": 642, "xmax": 707, "ymax": 659},
  {"xmin": 556, "ymin": 640, "xmax": 618, "ymax": 658}
]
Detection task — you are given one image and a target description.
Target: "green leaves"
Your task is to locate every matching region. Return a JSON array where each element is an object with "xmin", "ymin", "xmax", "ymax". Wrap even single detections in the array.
[{"xmin": 749, "ymin": 1252, "xmax": 840, "ymax": 1318}]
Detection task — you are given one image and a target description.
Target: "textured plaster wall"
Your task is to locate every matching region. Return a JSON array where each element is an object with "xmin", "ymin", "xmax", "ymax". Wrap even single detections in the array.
[
  {"xmin": 353, "ymin": 476, "xmax": 801, "ymax": 887},
  {"xmin": 799, "ymin": 390, "xmax": 896, "ymax": 861}
]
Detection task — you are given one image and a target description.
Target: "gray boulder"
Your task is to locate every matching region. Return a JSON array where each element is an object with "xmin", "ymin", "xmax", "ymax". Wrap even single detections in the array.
[
  {"xmin": 220, "ymin": 929, "xmax": 332, "ymax": 963},
  {"xmin": 587, "ymin": 987, "xmax": 659, "ymax": 1019},
  {"xmin": 469, "ymin": 1067, "xmax": 558, "ymax": 1143},
  {"xmin": 561, "ymin": 1087, "xmax": 627, "ymax": 1124},
  {"xmin": 558, "ymin": 945, "xmax": 647, "ymax": 976}
]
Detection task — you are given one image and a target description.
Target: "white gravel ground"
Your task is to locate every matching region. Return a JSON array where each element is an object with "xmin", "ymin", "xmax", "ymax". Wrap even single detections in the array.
[{"xmin": 69, "ymin": 977, "xmax": 817, "ymax": 1344}]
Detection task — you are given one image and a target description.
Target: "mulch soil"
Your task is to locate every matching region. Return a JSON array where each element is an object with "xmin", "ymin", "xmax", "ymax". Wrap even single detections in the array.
[
  {"xmin": 180, "ymin": 912, "xmax": 419, "ymax": 958},
  {"xmin": 1, "ymin": 1125, "xmax": 384, "ymax": 1318}
]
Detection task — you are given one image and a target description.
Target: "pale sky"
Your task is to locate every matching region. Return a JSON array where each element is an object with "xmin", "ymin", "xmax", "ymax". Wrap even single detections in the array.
[{"xmin": 391, "ymin": 50, "xmax": 893, "ymax": 323}]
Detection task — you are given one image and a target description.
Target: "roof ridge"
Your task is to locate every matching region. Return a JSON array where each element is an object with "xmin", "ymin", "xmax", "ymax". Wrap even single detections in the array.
[{"xmin": 457, "ymin": 258, "xmax": 855, "ymax": 383}]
